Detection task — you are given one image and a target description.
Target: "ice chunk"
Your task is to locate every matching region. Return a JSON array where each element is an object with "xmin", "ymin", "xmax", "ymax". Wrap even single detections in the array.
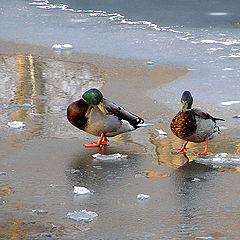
[
  {"xmin": 137, "ymin": 193, "xmax": 150, "ymax": 200},
  {"xmin": 145, "ymin": 61, "xmax": 154, "ymax": 65},
  {"xmin": 191, "ymin": 177, "xmax": 201, "ymax": 182},
  {"xmin": 73, "ymin": 186, "xmax": 90, "ymax": 195},
  {"xmin": 61, "ymin": 44, "xmax": 73, "ymax": 49},
  {"xmin": 221, "ymin": 100, "xmax": 240, "ymax": 106},
  {"xmin": 155, "ymin": 129, "xmax": 167, "ymax": 135},
  {"xmin": 155, "ymin": 128, "xmax": 168, "ymax": 140},
  {"xmin": 32, "ymin": 209, "xmax": 48, "ymax": 215},
  {"xmin": 92, "ymin": 153, "xmax": 128, "ymax": 161},
  {"xmin": 7, "ymin": 121, "xmax": 25, "ymax": 129},
  {"xmin": 66, "ymin": 210, "xmax": 98, "ymax": 222},
  {"xmin": 52, "ymin": 44, "xmax": 62, "ymax": 49},
  {"xmin": 52, "ymin": 43, "xmax": 73, "ymax": 50},
  {"xmin": 195, "ymin": 153, "xmax": 240, "ymax": 168}
]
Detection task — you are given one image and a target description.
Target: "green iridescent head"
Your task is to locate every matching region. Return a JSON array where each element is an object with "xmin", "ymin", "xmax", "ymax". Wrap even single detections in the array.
[
  {"xmin": 82, "ymin": 88, "xmax": 106, "ymax": 113},
  {"xmin": 181, "ymin": 91, "xmax": 193, "ymax": 112}
]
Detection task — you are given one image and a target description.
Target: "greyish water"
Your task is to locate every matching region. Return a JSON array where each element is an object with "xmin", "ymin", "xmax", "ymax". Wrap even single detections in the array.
[{"xmin": 1, "ymin": 1, "xmax": 240, "ymax": 239}]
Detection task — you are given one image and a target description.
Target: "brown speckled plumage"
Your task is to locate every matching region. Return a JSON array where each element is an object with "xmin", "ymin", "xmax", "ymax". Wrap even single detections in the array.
[{"xmin": 170, "ymin": 110, "xmax": 197, "ymax": 140}]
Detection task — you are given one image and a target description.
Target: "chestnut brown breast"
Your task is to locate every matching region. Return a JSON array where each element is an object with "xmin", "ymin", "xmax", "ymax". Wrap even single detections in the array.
[{"xmin": 67, "ymin": 99, "xmax": 89, "ymax": 130}]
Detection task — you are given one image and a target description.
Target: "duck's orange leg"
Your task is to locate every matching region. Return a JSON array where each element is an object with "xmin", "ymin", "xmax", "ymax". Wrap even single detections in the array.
[
  {"xmin": 171, "ymin": 141, "xmax": 188, "ymax": 154},
  {"xmin": 84, "ymin": 133, "xmax": 109, "ymax": 148},
  {"xmin": 197, "ymin": 140, "xmax": 210, "ymax": 155}
]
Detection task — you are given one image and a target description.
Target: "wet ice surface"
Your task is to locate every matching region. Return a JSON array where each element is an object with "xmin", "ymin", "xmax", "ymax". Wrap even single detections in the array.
[{"xmin": 1, "ymin": 1, "xmax": 240, "ymax": 239}]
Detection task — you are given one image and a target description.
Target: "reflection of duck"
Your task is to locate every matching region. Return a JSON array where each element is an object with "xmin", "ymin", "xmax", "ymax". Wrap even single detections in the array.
[
  {"xmin": 171, "ymin": 91, "xmax": 224, "ymax": 155},
  {"xmin": 67, "ymin": 88, "xmax": 144, "ymax": 147}
]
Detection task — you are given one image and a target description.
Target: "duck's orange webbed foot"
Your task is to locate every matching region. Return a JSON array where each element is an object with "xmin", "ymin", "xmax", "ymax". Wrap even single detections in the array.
[
  {"xmin": 84, "ymin": 134, "xmax": 109, "ymax": 148},
  {"xmin": 197, "ymin": 140, "xmax": 210, "ymax": 155},
  {"xmin": 171, "ymin": 141, "xmax": 188, "ymax": 154}
]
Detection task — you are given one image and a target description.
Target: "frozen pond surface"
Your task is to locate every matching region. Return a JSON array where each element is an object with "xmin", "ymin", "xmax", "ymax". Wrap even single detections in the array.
[
  {"xmin": 0, "ymin": 54, "xmax": 240, "ymax": 239},
  {"xmin": 1, "ymin": 0, "xmax": 240, "ymax": 239}
]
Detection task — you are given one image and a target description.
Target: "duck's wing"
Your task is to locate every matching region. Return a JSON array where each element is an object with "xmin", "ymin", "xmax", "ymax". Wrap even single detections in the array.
[
  {"xmin": 103, "ymin": 99, "xmax": 144, "ymax": 127},
  {"xmin": 192, "ymin": 108, "xmax": 225, "ymax": 122}
]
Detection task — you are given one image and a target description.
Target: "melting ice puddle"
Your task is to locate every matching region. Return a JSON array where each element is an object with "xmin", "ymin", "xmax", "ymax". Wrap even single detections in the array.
[
  {"xmin": 66, "ymin": 210, "xmax": 98, "ymax": 223},
  {"xmin": 92, "ymin": 153, "xmax": 128, "ymax": 161},
  {"xmin": 195, "ymin": 153, "xmax": 240, "ymax": 168}
]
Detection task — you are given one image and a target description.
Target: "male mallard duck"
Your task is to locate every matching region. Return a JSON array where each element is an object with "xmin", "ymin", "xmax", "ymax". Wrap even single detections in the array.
[
  {"xmin": 170, "ymin": 91, "xmax": 224, "ymax": 155},
  {"xmin": 67, "ymin": 88, "xmax": 145, "ymax": 147}
]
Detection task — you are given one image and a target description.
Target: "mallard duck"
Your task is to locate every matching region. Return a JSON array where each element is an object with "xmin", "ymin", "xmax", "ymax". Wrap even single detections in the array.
[
  {"xmin": 170, "ymin": 91, "xmax": 224, "ymax": 155},
  {"xmin": 67, "ymin": 88, "xmax": 145, "ymax": 147}
]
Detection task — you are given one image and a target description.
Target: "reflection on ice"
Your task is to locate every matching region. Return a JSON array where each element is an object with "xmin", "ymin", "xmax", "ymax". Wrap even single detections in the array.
[
  {"xmin": 195, "ymin": 153, "xmax": 240, "ymax": 168},
  {"xmin": 92, "ymin": 153, "xmax": 128, "ymax": 161},
  {"xmin": 66, "ymin": 210, "xmax": 98, "ymax": 223}
]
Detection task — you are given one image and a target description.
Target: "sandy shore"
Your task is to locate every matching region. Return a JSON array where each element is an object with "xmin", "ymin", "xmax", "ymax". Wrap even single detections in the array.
[{"xmin": 1, "ymin": 40, "xmax": 240, "ymax": 239}]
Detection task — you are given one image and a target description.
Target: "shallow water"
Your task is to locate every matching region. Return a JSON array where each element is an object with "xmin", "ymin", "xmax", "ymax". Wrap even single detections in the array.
[{"xmin": 1, "ymin": 54, "xmax": 240, "ymax": 239}]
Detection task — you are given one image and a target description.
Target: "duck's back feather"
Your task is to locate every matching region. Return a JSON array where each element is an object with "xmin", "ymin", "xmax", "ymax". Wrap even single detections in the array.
[{"xmin": 103, "ymin": 99, "xmax": 144, "ymax": 127}]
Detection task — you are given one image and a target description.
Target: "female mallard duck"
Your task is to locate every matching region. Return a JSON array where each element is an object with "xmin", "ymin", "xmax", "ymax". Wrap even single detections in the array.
[
  {"xmin": 67, "ymin": 88, "xmax": 145, "ymax": 147},
  {"xmin": 170, "ymin": 91, "xmax": 224, "ymax": 155}
]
